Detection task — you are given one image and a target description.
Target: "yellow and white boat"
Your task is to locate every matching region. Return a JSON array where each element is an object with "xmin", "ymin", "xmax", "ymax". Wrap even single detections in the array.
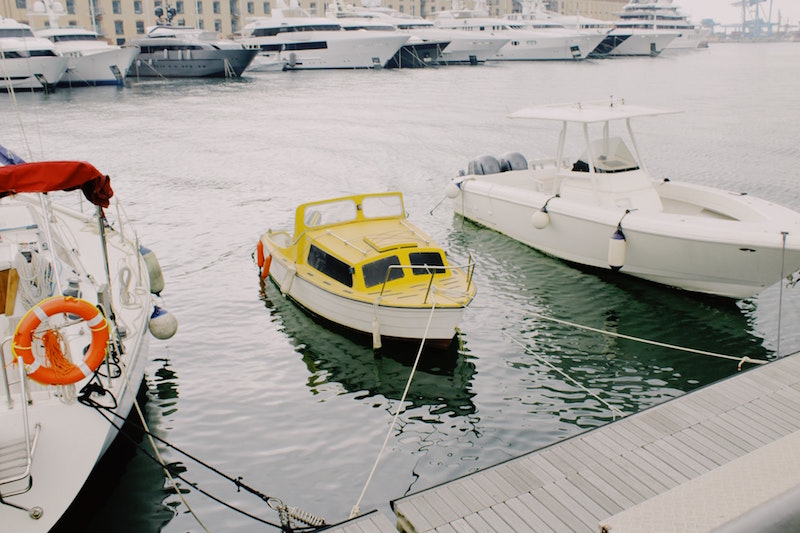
[{"xmin": 256, "ymin": 192, "xmax": 476, "ymax": 348}]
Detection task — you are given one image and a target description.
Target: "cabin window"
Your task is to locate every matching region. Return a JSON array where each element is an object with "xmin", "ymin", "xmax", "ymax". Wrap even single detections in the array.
[
  {"xmin": 362, "ymin": 256, "xmax": 403, "ymax": 288},
  {"xmin": 308, "ymin": 245, "xmax": 353, "ymax": 288},
  {"xmin": 409, "ymin": 252, "xmax": 445, "ymax": 275}
]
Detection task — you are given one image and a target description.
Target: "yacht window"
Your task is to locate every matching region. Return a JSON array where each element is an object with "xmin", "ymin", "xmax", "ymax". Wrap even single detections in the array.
[
  {"xmin": 308, "ymin": 245, "xmax": 353, "ymax": 287},
  {"xmin": 363, "ymin": 256, "xmax": 403, "ymax": 288},
  {"xmin": 0, "ymin": 28, "xmax": 35, "ymax": 38},
  {"xmin": 409, "ymin": 252, "xmax": 445, "ymax": 275}
]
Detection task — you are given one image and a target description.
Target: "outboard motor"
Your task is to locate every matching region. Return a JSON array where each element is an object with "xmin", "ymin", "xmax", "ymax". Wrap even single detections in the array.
[
  {"xmin": 467, "ymin": 155, "xmax": 501, "ymax": 176},
  {"xmin": 498, "ymin": 152, "xmax": 528, "ymax": 172}
]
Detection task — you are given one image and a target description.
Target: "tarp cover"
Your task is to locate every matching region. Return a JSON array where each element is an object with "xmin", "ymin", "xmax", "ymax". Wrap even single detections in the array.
[{"xmin": 0, "ymin": 161, "xmax": 113, "ymax": 208}]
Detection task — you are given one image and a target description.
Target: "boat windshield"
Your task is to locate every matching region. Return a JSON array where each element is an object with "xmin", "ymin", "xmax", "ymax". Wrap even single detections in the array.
[{"xmin": 303, "ymin": 194, "xmax": 404, "ymax": 229}]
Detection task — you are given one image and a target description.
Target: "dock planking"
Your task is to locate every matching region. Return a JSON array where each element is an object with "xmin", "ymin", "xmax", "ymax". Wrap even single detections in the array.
[{"xmin": 390, "ymin": 353, "xmax": 800, "ymax": 532}]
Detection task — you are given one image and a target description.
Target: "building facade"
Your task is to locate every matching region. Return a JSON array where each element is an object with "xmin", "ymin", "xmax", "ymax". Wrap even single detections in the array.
[{"xmin": 1, "ymin": 0, "xmax": 627, "ymax": 45}]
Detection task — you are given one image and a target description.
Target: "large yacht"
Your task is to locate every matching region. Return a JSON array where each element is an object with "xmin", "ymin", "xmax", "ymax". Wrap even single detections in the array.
[
  {"xmin": 0, "ymin": 16, "xmax": 67, "ymax": 90},
  {"xmin": 128, "ymin": 7, "xmax": 258, "ymax": 78},
  {"xmin": 31, "ymin": 0, "xmax": 139, "ymax": 86},
  {"xmin": 616, "ymin": 0, "xmax": 710, "ymax": 50},
  {"xmin": 328, "ymin": 2, "xmax": 508, "ymax": 65},
  {"xmin": 432, "ymin": 2, "xmax": 604, "ymax": 61},
  {"xmin": 239, "ymin": 1, "xmax": 408, "ymax": 70}
]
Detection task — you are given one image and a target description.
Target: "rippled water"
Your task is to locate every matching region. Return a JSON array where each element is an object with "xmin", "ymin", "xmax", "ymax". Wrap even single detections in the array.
[{"xmin": 4, "ymin": 42, "xmax": 800, "ymax": 532}]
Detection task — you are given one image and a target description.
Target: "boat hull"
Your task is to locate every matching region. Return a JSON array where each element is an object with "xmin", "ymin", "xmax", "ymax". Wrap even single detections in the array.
[
  {"xmin": 244, "ymin": 33, "xmax": 409, "ymax": 70},
  {"xmin": 490, "ymin": 31, "xmax": 605, "ymax": 61},
  {"xmin": 59, "ymin": 45, "xmax": 140, "ymax": 86},
  {"xmin": 130, "ymin": 48, "xmax": 258, "ymax": 77},
  {"xmin": 597, "ymin": 30, "xmax": 678, "ymax": 57},
  {"xmin": 0, "ymin": 56, "xmax": 68, "ymax": 90},
  {"xmin": 452, "ymin": 172, "xmax": 800, "ymax": 299}
]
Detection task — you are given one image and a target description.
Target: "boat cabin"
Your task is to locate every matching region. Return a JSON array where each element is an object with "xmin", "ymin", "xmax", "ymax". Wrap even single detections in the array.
[{"xmin": 291, "ymin": 192, "xmax": 452, "ymax": 293}]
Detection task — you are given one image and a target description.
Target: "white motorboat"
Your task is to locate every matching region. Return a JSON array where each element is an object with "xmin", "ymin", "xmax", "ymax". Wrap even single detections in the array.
[
  {"xmin": 31, "ymin": 0, "xmax": 139, "ymax": 87},
  {"xmin": 445, "ymin": 100, "xmax": 800, "ymax": 299},
  {"xmin": 328, "ymin": 2, "xmax": 508, "ymax": 65},
  {"xmin": 0, "ymin": 149, "xmax": 177, "ymax": 531},
  {"xmin": 129, "ymin": 7, "xmax": 258, "ymax": 78},
  {"xmin": 616, "ymin": 0, "xmax": 710, "ymax": 50},
  {"xmin": 433, "ymin": 2, "xmax": 604, "ymax": 61},
  {"xmin": 239, "ymin": 1, "xmax": 408, "ymax": 70},
  {"xmin": 0, "ymin": 17, "xmax": 67, "ymax": 90}
]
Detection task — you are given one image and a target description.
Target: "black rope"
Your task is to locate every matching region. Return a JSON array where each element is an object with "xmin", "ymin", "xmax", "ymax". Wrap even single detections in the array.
[{"xmin": 78, "ymin": 392, "xmax": 322, "ymax": 532}]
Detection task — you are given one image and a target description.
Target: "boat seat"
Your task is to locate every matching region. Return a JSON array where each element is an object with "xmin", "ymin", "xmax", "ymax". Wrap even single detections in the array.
[
  {"xmin": 468, "ymin": 155, "xmax": 501, "ymax": 176},
  {"xmin": 498, "ymin": 152, "xmax": 528, "ymax": 172}
]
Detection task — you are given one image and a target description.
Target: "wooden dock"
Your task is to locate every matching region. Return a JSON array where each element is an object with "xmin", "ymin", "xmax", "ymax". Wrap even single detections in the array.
[{"xmin": 384, "ymin": 352, "xmax": 800, "ymax": 532}]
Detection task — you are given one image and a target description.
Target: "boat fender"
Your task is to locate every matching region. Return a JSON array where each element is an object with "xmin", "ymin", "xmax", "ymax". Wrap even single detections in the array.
[
  {"xmin": 261, "ymin": 254, "xmax": 272, "ymax": 280},
  {"xmin": 445, "ymin": 181, "xmax": 461, "ymax": 199},
  {"xmin": 256, "ymin": 240, "xmax": 272, "ymax": 279},
  {"xmin": 608, "ymin": 227, "xmax": 626, "ymax": 272},
  {"xmin": 139, "ymin": 245, "xmax": 165, "ymax": 296},
  {"xmin": 12, "ymin": 296, "xmax": 110, "ymax": 386},
  {"xmin": 256, "ymin": 240, "xmax": 265, "ymax": 268},
  {"xmin": 149, "ymin": 306, "xmax": 178, "ymax": 340},
  {"xmin": 531, "ymin": 210, "xmax": 549, "ymax": 229},
  {"xmin": 372, "ymin": 317, "xmax": 382, "ymax": 350},
  {"xmin": 281, "ymin": 265, "xmax": 296, "ymax": 295}
]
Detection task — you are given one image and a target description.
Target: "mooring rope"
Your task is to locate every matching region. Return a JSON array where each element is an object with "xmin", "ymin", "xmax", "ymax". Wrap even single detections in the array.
[
  {"xmin": 506, "ymin": 333, "xmax": 626, "ymax": 420},
  {"xmin": 350, "ymin": 294, "xmax": 439, "ymax": 519},
  {"xmin": 527, "ymin": 311, "xmax": 768, "ymax": 368}
]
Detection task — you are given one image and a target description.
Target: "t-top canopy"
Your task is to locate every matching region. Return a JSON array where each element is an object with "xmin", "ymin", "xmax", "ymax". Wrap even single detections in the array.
[
  {"xmin": 0, "ymin": 161, "xmax": 113, "ymax": 208},
  {"xmin": 509, "ymin": 100, "xmax": 680, "ymax": 124}
]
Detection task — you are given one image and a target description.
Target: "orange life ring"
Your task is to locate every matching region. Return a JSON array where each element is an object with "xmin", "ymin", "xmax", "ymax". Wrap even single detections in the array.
[{"xmin": 12, "ymin": 296, "xmax": 109, "ymax": 386}]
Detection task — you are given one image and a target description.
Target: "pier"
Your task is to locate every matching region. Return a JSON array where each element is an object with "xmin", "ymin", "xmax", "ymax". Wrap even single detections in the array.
[{"xmin": 328, "ymin": 351, "xmax": 800, "ymax": 532}]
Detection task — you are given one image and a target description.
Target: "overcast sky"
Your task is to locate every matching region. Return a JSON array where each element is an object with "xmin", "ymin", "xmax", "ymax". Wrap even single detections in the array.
[{"xmin": 678, "ymin": 0, "xmax": 800, "ymax": 25}]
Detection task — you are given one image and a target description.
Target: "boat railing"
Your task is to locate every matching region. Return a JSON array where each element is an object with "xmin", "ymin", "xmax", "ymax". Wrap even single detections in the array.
[
  {"xmin": 0, "ymin": 338, "xmax": 42, "ymax": 499},
  {"xmin": 378, "ymin": 256, "xmax": 475, "ymax": 304}
]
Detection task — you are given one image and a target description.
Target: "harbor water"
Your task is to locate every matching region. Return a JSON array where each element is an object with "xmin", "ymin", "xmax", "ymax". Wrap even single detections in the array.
[{"xmin": 3, "ymin": 42, "xmax": 800, "ymax": 531}]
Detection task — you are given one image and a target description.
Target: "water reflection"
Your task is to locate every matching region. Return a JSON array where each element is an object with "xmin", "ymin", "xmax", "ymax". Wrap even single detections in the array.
[
  {"xmin": 446, "ymin": 218, "xmax": 771, "ymax": 420},
  {"xmin": 258, "ymin": 278, "xmax": 478, "ymax": 417}
]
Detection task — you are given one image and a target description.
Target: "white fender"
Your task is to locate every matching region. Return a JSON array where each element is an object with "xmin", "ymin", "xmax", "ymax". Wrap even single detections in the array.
[
  {"xmin": 531, "ymin": 209, "xmax": 550, "ymax": 229},
  {"xmin": 608, "ymin": 228, "xmax": 626, "ymax": 271},
  {"xmin": 445, "ymin": 181, "xmax": 460, "ymax": 199}
]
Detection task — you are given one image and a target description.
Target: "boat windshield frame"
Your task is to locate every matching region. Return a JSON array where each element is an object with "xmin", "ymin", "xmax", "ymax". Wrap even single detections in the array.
[{"xmin": 293, "ymin": 191, "xmax": 405, "ymax": 239}]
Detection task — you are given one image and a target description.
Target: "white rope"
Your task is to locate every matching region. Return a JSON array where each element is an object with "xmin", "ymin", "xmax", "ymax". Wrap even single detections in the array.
[
  {"xmin": 350, "ymin": 294, "xmax": 439, "ymax": 519},
  {"xmin": 528, "ymin": 311, "xmax": 768, "ymax": 367},
  {"xmin": 505, "ymin": 333, "xmax": 626, "ymax": 420}
]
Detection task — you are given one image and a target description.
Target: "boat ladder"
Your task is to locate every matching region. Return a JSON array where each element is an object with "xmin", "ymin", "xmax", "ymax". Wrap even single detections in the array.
[{"xmin": 0, "ymin": 340, "xmax": 43, "ymax": 519}]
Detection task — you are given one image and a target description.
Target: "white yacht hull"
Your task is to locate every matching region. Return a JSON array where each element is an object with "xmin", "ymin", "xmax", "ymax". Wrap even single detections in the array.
[
  {"xmin": 245, "ymin": 32, "xmax": 408, "ymax": 70},
  {"xmin": 491, "ymin": 31, "xmax": 605, "ymax": 60},
  {"xmin": 602, "ymin": 30, "xmax": 678, "ymax": 57},
  {"xmin": 266, "ymin": 247, "xmax": 464, "ymax": 344},
  {"xmin": 412, "ymin": 31, "xmax": 508, "ymax": 64},
  {"xmin": 0, "ymin": 56, "xmax": 68, "ymax": 90},
  {"xmin": 451, "ymin": 171, "xmax": 800, "ymax": 299},
  {"xmin": 59, "ymin": 45, "xmax": 140, "ymax": 86}
]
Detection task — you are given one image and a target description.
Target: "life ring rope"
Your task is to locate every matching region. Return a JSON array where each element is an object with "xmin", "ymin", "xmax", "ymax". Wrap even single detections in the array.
[{"xmin": 12, "ymin": 296, "xmax": 110, "ymax": 386}]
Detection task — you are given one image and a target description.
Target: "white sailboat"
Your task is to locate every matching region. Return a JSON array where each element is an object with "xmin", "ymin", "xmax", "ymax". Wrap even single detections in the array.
[{"xmin": 0, "ymin": 149, "xmax": 177, "ymax": 531}]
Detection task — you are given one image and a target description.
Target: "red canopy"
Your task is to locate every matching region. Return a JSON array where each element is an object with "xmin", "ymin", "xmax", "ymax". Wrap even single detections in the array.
[{"xmin": 0, "ymin": 161, "xmax": 114, "ymax": 208}]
